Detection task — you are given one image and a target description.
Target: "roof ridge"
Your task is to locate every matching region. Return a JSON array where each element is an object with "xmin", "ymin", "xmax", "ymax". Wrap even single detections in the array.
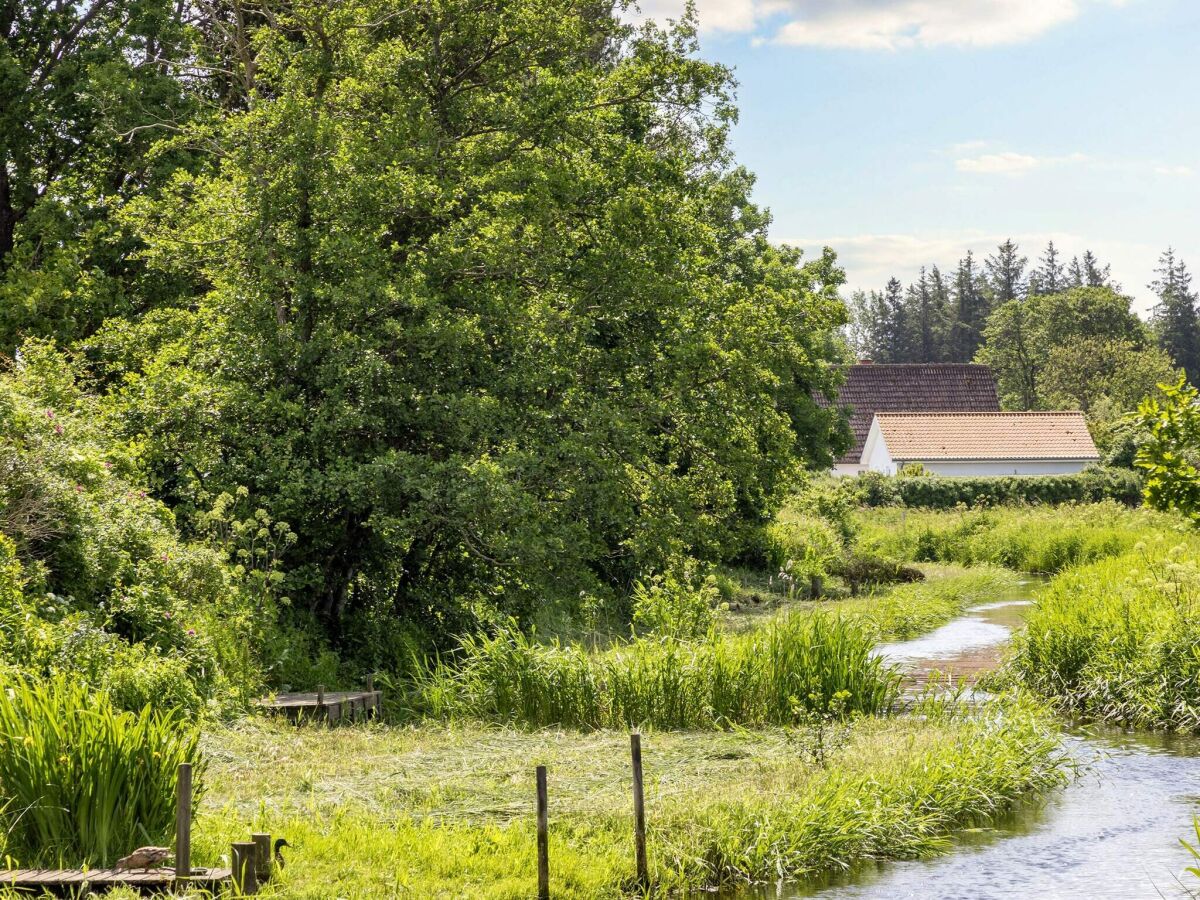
[{"xmin": 875, "ymin": 410, "xmax": 1085, "ymax": 417}]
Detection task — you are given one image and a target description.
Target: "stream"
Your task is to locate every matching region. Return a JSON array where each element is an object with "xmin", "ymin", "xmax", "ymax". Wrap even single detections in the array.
[{"xmin": 769, "ymin": 578, "xmax": 1200, "ymax": 899}]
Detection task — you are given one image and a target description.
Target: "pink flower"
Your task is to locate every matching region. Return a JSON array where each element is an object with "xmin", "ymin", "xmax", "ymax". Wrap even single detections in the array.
[
  {"xmin": 74, "ymin": 485, "xmax": 84, "ymax": 493},
  {"xmin": 44, "ymin": 410, "xmax": 54, "ymax": 419},
  {"xmin": 164, "ymin": 612, "xmax": 172, "ymax": 620},
  {"xmin": 54, "ymin": 424, "xmax": 63, "ymax": 435},
  {"xmin": 186, "ymin": 628, "xmax": 196, "ymax": 636}
]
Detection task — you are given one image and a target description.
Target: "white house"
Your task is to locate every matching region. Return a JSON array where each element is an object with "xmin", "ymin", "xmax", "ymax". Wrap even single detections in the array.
[
  {"xmin": 859, "ymin": 411, "xmax": 1101, "ymax": 477},
  {"xmin": 817, "ymin": 363, "xmax": 1002, "ymax": 476}
]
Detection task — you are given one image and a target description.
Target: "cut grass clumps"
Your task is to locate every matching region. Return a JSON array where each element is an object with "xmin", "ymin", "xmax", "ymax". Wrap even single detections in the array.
[
  {"xmin": 190, "ymin": 693, "xmax": 1070, "ymax": 897},
  {"xmin": 1007, "ymin": 542, "xmax": 1200, "ymax": 731},
  {"xmin": 0, "ymin": 676, "xmax": 203, "ymax": 866},
  {"xmin": 413, "ymin": 612, "xmax": 900, "ymax": 729}
]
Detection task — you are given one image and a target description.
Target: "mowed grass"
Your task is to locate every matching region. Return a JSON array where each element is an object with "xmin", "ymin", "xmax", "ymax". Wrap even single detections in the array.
[{"xmin": 154, "ymin": 695, "xmax": 1069, "ymax": 899}]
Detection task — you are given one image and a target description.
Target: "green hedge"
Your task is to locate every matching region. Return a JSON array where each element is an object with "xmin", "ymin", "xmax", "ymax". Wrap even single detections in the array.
[{"xmin": 856, "ymin": 467, "xmax": 1142, "ymax": 509}]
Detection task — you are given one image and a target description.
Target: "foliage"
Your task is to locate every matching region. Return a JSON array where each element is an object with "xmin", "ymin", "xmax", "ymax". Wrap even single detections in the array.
[
  {"xmin": 412, "ymin": 612, "xmax": 900, "ymax": 730},
  {"xmin": 853, "ymin": 467, "xmax": 1143, "ymax": 509},
  {"xmin": 1136, "ymin": 376, "xmax": 1200, "ymax": 523},
  {"xmin": 90, "ymin": 0, "xmax": 850, "ymax": 649},
  {"xmin": 0, "ymin": 341, "xmax": 277, "ymax": 711},
  {"xmin": 0, "ymin": 676, "xmax": 203, "ymax": 866},
  {"xmin": 831, "ymin": 552, "xmax": 924, "ymax": 596},
  {"xmin": 977, "ymin": 286, "xmax": 1148, "ymax": 410},
  {"xmin": 631, "ymin": 565, "xmax": 721, "ymax": 639},
  {"xmin": 0, "ymin": 0, "xmax": 203, "ymax": 349}
]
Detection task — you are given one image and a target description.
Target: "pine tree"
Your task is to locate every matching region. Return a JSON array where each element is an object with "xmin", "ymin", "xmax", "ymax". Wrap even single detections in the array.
[
  {"xmin": 1150, "ymin": 247, "xmax": 1200, "ymax": 385},
  {"xmin": 986, "ymin": 239, "xmax": 1027, "ymax": 304},
  {"xmin": 926, "ymin": 265, "xmax": 951, "ymax": 362},
  {"xmin": 1082, "ymin": 250, "xmax": 1113, "ymax": 288},
  {"xmin": 1028, "ymin": 241, "xmax": 1066, "ymax": 296},
  {"xmin": 950, "ymin": 250, "xmax": 988, "ymax": 362},
  {"xmin": 882, "ymin": 276, "xmax": 910, "ymax": 362}
]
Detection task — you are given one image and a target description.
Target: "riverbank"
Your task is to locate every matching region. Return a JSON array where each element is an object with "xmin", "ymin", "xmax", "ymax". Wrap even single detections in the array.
[{"xmin": 179, "ymin": 694, "xmax": 1066, "ymax": 899}]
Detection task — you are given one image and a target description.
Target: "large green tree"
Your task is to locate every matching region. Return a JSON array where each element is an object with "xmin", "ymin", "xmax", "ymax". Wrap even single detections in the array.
[
  {"xmin": 977, "ymin": 286, "xmax": 1147, "ymax": 409},
  {"xmin": 97, "ymin": 0, "xmax": 849, "ymax": 642},
  {"xmin": 0, "ymin": 0, "xmax": 203, "ymax": 350}
]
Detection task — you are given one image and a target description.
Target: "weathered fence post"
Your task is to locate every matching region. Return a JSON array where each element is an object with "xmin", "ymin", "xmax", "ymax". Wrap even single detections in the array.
[
  {"xmin": 630, "ymin": 733, "xmax": 648, "ymax": 888},
  {"xmin": 536, "ymin": 765, "xmax": 549, "ymax": 900},
  {"xmin": 175, "ymin": 762, "xmax": 191, "ymax": 880},
  {"xmin": 316, "ymin": 684, "xmax": 326, "ymax": 723},
  {"xmin": 232, "ymin": 841, "xmax": 259, "ymax": 895},
  {"xmin": 252, "ymin": 832, "xmax": 272, "ymax": 882}
]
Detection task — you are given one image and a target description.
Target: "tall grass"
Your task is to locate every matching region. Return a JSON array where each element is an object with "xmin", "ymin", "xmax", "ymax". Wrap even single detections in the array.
[
  {"xmin": 1007, "ymin": 544, "xmax": 1200, "ymax": 731},
  {"xmin": 413, "ymin": 613, "xmax": 900, "ymax": 729},
  {"xmin": 856, "ymin": 502, "xmax": 1181, "ymax": 574},
  {"xmin": 0, "ymin": 677, "xmax": 203, "ymax": 865}
]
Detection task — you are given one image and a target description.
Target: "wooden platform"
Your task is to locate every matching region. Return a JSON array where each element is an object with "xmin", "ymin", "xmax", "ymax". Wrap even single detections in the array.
[
  {"xmin": 256, "ymin": 689, "xmax": 382, "ymax": 723},
  {"xmin": 0, "ymin": 866, "xmax": 230, "ymax": 892}
]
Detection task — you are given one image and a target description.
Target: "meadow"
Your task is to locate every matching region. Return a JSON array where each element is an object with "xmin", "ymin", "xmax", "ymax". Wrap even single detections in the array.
[{"xmin": 167, "ymin": 695, "xmax": 1066, "ymax": 899}]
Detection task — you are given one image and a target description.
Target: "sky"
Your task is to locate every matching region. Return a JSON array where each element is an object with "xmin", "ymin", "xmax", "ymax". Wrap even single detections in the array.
[{"xmin": 634, "ymin": 0, "xmax": 1200, "ymax": 314}]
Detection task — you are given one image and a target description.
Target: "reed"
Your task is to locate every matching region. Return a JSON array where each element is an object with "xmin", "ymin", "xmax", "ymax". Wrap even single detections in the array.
[
  {"xmin": 412, "ymin": 612, "xmax": 900, "ymax": 729},
  {"xmin": 0, "ymin": 677, "xmax": 203, "ymax": 866}
]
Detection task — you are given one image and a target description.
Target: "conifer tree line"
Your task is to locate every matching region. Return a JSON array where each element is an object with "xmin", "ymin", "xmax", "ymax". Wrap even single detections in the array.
[{"xmin": 846, "ymin": 240, "xmax": 1200, "ymax": 392}]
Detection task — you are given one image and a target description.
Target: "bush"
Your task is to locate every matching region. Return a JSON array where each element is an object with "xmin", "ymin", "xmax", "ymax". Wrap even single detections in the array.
[
  {"xmin": 0, "ymin": 677, "xmax": 203, "ymax": 865},
  {"xmin": 631, "ymin": 566, "xmax": 720, "ymax": 639},
  {"xmin": 854, "ymin": 467, "xmax": 1142, "ymax": 509},
  {"xmin": 831, "ymin": 553, "xmax": 924, "ymax": 596}
]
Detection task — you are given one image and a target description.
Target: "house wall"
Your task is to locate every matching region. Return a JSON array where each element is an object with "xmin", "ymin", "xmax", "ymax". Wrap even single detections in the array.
[
  {"xmin": 903, "ymin": 459, "xmax": 1095, "ymax": 477},
  {"xmin": 832, "ymin": 463, "xmax": 864, "ymax": 477}
]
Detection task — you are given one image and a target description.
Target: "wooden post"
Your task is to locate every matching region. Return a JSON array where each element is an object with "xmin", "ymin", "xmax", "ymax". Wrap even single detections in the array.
[
  {"xmin": 536, "ymin": 765, "xmax": 549, "ymax": 900},
  {"xmin": 631, "ymin": 733, "xmax": 648, "ymax": 888},
  {"xmin": 316, "ymin": 684, "xmax": 326, "ymax": 723},
  {"xmin": 251, "ymin": 832, "xmax": 272, "ymax": 882},
  {"xmin": 232, "ymin": 841, "xmax": 259, "ymax": 895},
  {"xmin": 367, "ymin": 673, "xmax": 375, "ymax": 693},
  {"xmin": 175, "ymin": 762, "xmax": 191, "ymax": 880}
]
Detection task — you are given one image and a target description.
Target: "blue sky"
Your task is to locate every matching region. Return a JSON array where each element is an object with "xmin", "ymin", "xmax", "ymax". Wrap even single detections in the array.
[{"xmin": 638, "ymin": 0, "xmax": 1200, "ymax": 312}]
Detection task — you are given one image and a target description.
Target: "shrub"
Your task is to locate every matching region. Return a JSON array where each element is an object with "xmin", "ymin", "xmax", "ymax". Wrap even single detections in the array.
[
  {"xmin": 0, "ymin": 677, "xmax": 203, "ymax": 865},
  {"xmin": 831, "ymin": 553, "xmax": 924, "ymax": 596},
  {"xmin": 854, "ymin": 467, "xmax": 1142, "ymax": 509},
  {"xmin": 631, "ymin": 567, "xmax": 720, "ymax": 639}
]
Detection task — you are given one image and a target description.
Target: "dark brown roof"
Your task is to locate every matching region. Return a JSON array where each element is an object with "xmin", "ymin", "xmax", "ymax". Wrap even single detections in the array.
[{"xmin": 819, "ymin": 364, "xmax": 1001, "ymax": 464}]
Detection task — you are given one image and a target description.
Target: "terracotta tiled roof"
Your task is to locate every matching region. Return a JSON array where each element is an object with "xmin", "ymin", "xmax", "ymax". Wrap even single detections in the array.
[
  {"xmin": 817, "ymin": 364, "xmax": 1000, "ymax": 465},
  {"xmin": 873, "ymin": 412, "xmax": 1100, "ymax": 461}
]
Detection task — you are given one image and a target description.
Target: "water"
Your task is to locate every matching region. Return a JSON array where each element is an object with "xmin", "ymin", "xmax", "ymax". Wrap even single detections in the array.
[{"xmin": 765, "ymin": 579, "xmax": 1200, "ymax": 899}]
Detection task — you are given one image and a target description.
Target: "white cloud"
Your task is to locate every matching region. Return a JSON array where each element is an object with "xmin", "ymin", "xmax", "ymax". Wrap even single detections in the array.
[
  {"xmin": 950, "ymin": 146, "xmax": 1193, "ymax": 178},
  {"xmin": 773, "ymin": 0, "xmax": 1080, "ymax": 49},
  {"xmin": 633, "ymin": 0, "xmax": 1123, "ymax": 45},
  {"xmin": 955, "ymin": 151, "xmax": 1040, "ymax": 174},
  {"xmin": 782, "ymin": 230, "xmax": 1165, "ymax": 314}
]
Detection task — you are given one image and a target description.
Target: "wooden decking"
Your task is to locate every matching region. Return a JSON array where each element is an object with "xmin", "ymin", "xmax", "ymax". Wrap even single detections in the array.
[
  {"xmin": 0, "ymin": 866, "xmax": 230, "ymax": 891},
  {"xmin": 256, "ymin": 688, "xmax": 382, "ymax": 723}
]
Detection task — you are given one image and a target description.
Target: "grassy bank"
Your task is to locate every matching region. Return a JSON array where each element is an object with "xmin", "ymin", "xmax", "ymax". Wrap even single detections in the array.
[
  {"xmin": 855, "ymin": 502, "xmax": 1183, "ymax": 574},
  {"xmin": 849, "ymin": 503, "xmax": 1200, "ymax": 732},
  {"xmin": 1006, "ymin": 542, "xmax": 1200, "ymax": 731},
  {"xmin": 173, "ymin": 694, "xmax": 1068, "ymax": 898}
]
